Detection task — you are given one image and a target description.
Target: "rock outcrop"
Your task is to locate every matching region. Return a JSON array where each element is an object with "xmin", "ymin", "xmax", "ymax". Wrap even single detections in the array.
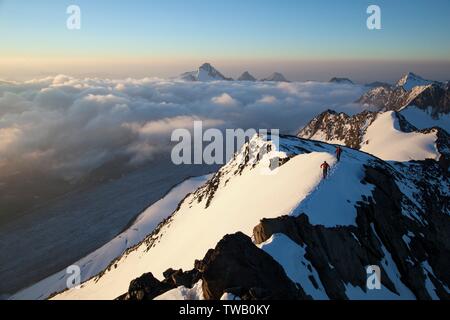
[
  {"xmin": 119, "ymin": 153, "xmax": 449, "ymax": 300},
  {"xmin": 196, "ymin": 232, "xmax": 309, "ymax": 300},
  {"xmin": 297, "ymin": 110, "xmax": 378, "ymax": 149},
  {"xmin": 253, "ymin": 161, "xmax": 450, "ymax": 300},
  {"xmin": 357, "ymin": 77, "xmax": 449, "ymax": 116}
]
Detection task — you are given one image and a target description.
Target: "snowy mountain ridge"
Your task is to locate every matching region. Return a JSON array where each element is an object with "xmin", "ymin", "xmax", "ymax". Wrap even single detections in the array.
[
  {"xmin": 357, "ymin": 73, "xmax": 449, "ymax": 117},
  {"xmin": 8, "ymin": 72, "xmax": 450, "ymax": 301},
  {"xmin": 179, "ymin": 63, "xmax": 290, "ymax": 83},
  {"xmin": 298, "ymin": 108, "xmax": 449, "ymax": 167},
  {"xmin": 396, "ymin": 72, "xmax": 439, "ymax": 91},
  {"xmin": 180, "ymin": 63, "xmax": 234, "ymax": 82},
  {"xmin": 13, "ymin": 132, "xmax": 450, "ymax": 300}
]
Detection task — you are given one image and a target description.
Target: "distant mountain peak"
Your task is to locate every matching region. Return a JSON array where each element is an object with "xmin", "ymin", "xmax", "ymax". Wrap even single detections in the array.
[
  {"xmin": 180, "ymin": 63, "xmax": 233, "ymax": 82},
  {"xmin": 396, "ymin": 72, "xmax": 436, "ymax": 91},
  {"xmin": 238, "ymin": 71, "xmax": 256, "ymax": 81},
  {"xmin": 298, "ymin": 108, "xmax": 449, "ymax": 165},
  {"xmin": 199, "ymin": 62, "xmax": 213, "ymax": 70},
  {"xmin": 29, "ymin": 131, "xmax": 450, "ymax": 300},
  {"xmin": 329, "ymin": 77, "xmax": 354, "ymax": 85},
  {"xmin": 261, "ymin": 72, "xmax": 289, "ymax": 82},
  {"xmin": 358, "ymin": 73, "xmax": 449, "ymax": 116}
]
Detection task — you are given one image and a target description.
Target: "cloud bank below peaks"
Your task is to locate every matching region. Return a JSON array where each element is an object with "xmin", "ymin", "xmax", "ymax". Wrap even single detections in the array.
[{"xmin": 0, "ymin": 76, "xmax": 366, "ymax": 179}]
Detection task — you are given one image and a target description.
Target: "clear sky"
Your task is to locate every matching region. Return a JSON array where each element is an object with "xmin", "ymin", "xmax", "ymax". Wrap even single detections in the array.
[{"xmin": 1, "ymin": 0, "xmax": 449, "ymax": 81}]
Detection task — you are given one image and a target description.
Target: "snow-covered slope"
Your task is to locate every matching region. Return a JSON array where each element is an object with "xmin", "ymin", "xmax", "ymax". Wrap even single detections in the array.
[
  {"xmin": 14, "ymin": 135, "xmax": 375, "ymax": 299},
  {"xmin": 119, "ymin": 135, "xmax": 449, "ymax": 300},
  {"xmin": 13, "ymin": 134, "xmax": 450, "ymax": 300},
  {"xmin": 52, "ymin": 137, "xmax": 353, "ymax": 299},
  {"xmin": 353, "ymin": 73, "xmax": 449, "ymax": 164},
  {"xmin": 396, "ymin": 72, "xmax": 437, "ymax": 91},
  {"xmin": 400, "ymin": 105, "xmax": 450, "ymax": 132},
  {"xmin": 261, "ymin": 72, "xmax": 289, "ymax": 82},
  {"xmin": 258, "ymin": 231, "xmax": 416, "ymax": 300},
  {"xmin": 0, "ymin": 159, "xmax": 213, "ymax": 297},
  {"xmin": 11, "ymin": 175, "xmax": 211, "ymax": 300},
  {"xmin": 357, "ymin": 73, "xmax": 449, "ymax": 117},
  {"xmin": 298, "ymin": 109, "xmax": 449, "ymax": 163},
  {"xmin": 360, "ymin": 111, "xmax": 440, "ymax": 162},
  {"xmin": 297, "ymin": 110, "xmax": 378, "ymax": 149},
  {"xmin": 403, "ymin": 85, "xmax": 450, "ymax": 117},
  {"xmin": 180, "ymin": 63, "xmax": 233, "ymax": 81},
  {"xmin": 357, "ymin": 85, "xmax": 404, "ymax": 110}
]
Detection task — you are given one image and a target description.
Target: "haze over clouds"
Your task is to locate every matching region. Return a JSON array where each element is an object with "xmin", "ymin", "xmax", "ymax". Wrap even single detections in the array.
[
  {"xmin": 0, "ymin": 76, "xmax": 366, "ymax": 180},
  {"xmin": 2, "ymin": 59, "xmax": 450, "ymax": 84}
]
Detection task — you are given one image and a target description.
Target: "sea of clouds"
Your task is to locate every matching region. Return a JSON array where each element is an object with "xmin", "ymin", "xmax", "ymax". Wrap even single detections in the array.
[{"xmin": 0, "ymin": 75, "xmax": 367, "ymax": 180}]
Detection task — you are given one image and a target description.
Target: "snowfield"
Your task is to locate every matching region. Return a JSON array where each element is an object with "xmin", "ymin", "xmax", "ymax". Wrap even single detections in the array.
[
  {"xmin": 154, "ymin": 281, "xmax": 205, "ymax": 300},
  {"xmin": 299, "ymin": 107, "xmax": 446, "ymax": 163},
  {"xmin": 361, "ymin": 111, "xmax": 440, "ymax": 162},
  {"xmin": 259, "ymin": 234, "xmax": 329, "ymax": 300},
  {"xmin": 10, "ymin": 133, "xmax": 449, "ymax": 300},
  {"xmin": 13, "ymin": 134, "xmax": 382, "ymax": 300},
  {"xmin": 396, "ymin": 72, "xmax": 436, "ymax": 91},
  {"xmin": 400, "ymin": 105, "xmax": 450, "ymax": 132},
  {"xmin": 11, "ymin": 175, "xmax": 211, "ymax": 300},
  {"xmin": 3, "ymin": 71, "xmax": 449, "ymax": 301}
]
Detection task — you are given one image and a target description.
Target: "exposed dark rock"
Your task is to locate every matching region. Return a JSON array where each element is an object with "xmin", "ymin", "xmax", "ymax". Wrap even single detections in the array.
[
  {"xmin": 196, "ymin": 232, "xmax": 310, "ymax": 300},
  {"xmin": 195, "ymin": 171, "xmax": 222, "ymax": 209},
  {"xmin": 118, "ymin": 232, "xmax": 311, "ymax": 300},
  {"xmin": 118, "ymin": 267, "xmax": 202, "ymax": 300},
  {"xmin": 297, "ymin": 109, "xmax": 378, "ymax": 149},
  {"xmin": 238, "ymin": 71, "xmax": 257, "ymax": 81},
  {"xmin": 120, "ymin": 272, "xmax": 175, "ymax": 300},
  {"xmin": 357, "ymin": 86, "xmax": 409, "ymax": 111},
  {"xmin": 357, "ymin": 82, "xmax": 449, "ymax": 116},
  {"xmin": 254, "ymin": 214, "xmax": 387, "ymax": 299},
  {"xmin": 396, "ymin": 112, "xmax": 418, "ymax": 132},
  {"xmin": 164, "ymin": 268, "xmax": 201, "ymax": 289},
  {"xmin": 298, "ymin": 109, "xmax": 449, "ymax": 171},
  {"xmin": 418, "ymin": 128, "xmax": 450, "ymax": 172},
  {"xmin": 180, "ymin": 63, "xmax": 233, "ymax": 81},
  {"xmin": 329, "ymin": 77, "xmax": 354, "ymax": 84},
  {"xmin": 253, "ymin": 161, "xmax": 450, "ymax": 300},
  {"xmin": 114, "ymin": 135, "xmax": 448, "ymax": 301},
  {"xmin": 406, "ymin": 84, "xmax": 450, "ymax": 116}
]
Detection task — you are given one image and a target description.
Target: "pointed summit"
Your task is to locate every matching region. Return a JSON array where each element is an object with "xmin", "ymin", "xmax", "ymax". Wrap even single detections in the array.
[
  {"xmin": 238, "ymin": 71, "xmax": 256, "ymax": 81},
  {"xmin": 24, "ymin": 132, "xmax": 449, "ymax": 300},
  {"xmin": 180, "ymin": 63, "xmax": 233, "ymax": 81},
  {"xmin": 396, "ymin": 72, "xmax": 436, "ymax": 91}
]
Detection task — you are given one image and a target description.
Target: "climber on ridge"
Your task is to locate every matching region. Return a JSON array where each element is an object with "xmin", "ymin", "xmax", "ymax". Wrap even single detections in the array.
[
  {"xmin": 336, "ymin": 146, "xmax": 342, "ymax": 162},
  {"xmin": 320, "ymin": 161, "xmax": 330, "ymax": 180}
]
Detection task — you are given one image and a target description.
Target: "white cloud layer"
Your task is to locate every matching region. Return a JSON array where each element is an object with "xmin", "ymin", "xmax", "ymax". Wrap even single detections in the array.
[{"xmin": 0, "ymin": 76, "xmax": 366, "ymax": 179}]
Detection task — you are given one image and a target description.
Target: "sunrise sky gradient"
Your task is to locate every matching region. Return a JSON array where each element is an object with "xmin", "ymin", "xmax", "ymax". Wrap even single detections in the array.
[{"xmin": 1, "ymin": 0, "xmax": 449, "ymax": 82}]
